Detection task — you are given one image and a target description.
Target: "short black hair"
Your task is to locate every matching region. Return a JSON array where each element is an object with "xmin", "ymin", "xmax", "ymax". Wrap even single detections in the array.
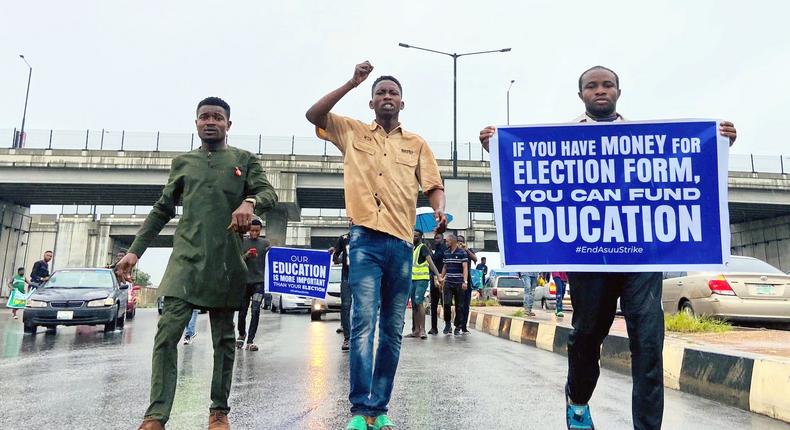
[
  {"xmin": 578, "ymin": 66, "xmax": 620, "ymax": 91},
  {"xmin": 371, "ymin": 76, "xmax": 403, "ymax": 96},
  {"xmin": 17, "ymin": 267, "xmax": 24, "ymax": 271},
  {"xmin": 197, "ymin": 96, "xmax": 231, "ymax": 119},
  {"xmin": 251, "ymin": 218, "xmax": 263, "ymax": 227}
]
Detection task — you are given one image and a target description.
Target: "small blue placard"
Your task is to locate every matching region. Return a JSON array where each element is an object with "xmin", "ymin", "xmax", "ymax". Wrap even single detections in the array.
[{"xmin": 265, "ymin": 247, "xmax": 332, "ymax": 299}]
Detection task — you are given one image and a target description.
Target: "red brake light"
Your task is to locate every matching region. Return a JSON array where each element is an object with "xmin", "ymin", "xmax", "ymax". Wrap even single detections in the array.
[
  {"xmin": 492, "ymin": 288, "xmax": 498, "ymax": 296},
  {"xmin": 708, "ymin": 276, "xmax": 735, "ymax": 296}
]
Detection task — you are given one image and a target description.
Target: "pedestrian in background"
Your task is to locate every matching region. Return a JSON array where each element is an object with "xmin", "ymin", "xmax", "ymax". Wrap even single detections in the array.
[
  {"xmin": 332, "ymin": 229, "xmax": 351, "ymax": 352},
  {"xmin": 8, "ymin": 267, "xmax": 28, "ymax": 319},
  {"xmin": 406, "ymin": 229, "xmax": 440, "ymax": 339},
  {"xmin": 237, "ymin": 218, "xmax": 270, "ymax": 352},
  {"xmin": 183, "ymin": 309, "xmax": 199, "ymax": 345},
  {"xmin": 457, "ymin": 235, "xmax": 477, "ymax": 334},
  {"xmin": 439, "ymin": 233, "xmax": 468, "ymax": 336},
  {"xmin": 552, "ymin": 272, "xmax": 569, "ymax": 318},
  {"xmin": 428, "ymin": 232, "xmax": 447, "ymax": 335},
  {"xmin": 306, "ymin": 61, "xmax": 446, "ymax": 430},
  {"xmin": 30, "ymin": 250, "xmax": 52, "ymax": 289},
  {"xmin": 520, "ymin": 272, "xmax": 537, "ymax": 317}
]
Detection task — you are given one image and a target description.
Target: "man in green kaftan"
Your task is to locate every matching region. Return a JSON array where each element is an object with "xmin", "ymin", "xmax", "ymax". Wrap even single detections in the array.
[{"xmin": 116, "ymin": 97, "xmax": 278, "ymax": 430}]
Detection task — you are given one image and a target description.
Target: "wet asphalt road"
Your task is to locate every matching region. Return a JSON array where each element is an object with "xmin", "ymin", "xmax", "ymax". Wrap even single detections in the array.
[{"xmin": 0, "ymin": 308, "xmax": 787, "ymax": 430}]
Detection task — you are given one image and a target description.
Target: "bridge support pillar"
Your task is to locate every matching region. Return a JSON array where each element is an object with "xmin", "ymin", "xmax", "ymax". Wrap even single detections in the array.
[
  {"xmin": 265, "ymin": 205, "xmax": 289, "ymax": 247},
  {"xmin": 0, "ymin": 201, "xmax": 31, "ymax": 297}
]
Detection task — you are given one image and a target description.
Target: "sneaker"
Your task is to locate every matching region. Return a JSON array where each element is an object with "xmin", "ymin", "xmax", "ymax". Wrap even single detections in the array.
[
  {"xmin": 341, "ymin": 339, "xmax": 350, "ymax": 352},
  {"xmin": 527, "ymin": 311, "xmax": 537, "ymax": 317},
  {"xmin": 235, "ymin": 336, "xmax": 245, "ymax": 349},
  {"xmin": 461, "ymin": 328, "xmax": 470, "ymax": 334},
  {"xmin": 428, "ymin": 328, "xmax": 438, "ymax": 335},
  {"xmin": 183, "ymin": 335, "xmax": 192, "ymax": 345},
  {"xmin": 443, "ymin": 325, "xmax": 452, "ymax": 335},
  {"xmin": 13, "ymin": 315, "xmax": 19, "ymax": 320},
  {"xmin": 556, "ymin": 310, "xmax": 565, "ymax": 318},
  {"xmin": 453, "ymin": 327, "xmax": 461, "ymax": 336},
  {"xmin": 566, "ymin": 384, "xmax": 594, "ymax": 429}
]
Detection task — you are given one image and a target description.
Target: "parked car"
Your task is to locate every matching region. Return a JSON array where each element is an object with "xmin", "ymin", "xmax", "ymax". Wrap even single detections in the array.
[
  {"xmin": 662, "ymin": 256, "xmax": 790, "ymax": 323},
  {"xmin": 126, "ymin": 284, "xmax": 141, "ymax": 319},
  {"xmin": 481, "ymin": 275, "xmax": 526, "ymax": 305},
  {"xmin": 23, "ymin": 268, "xmax": 128, "ymax": 333},
  {"xmin": 311, "ymin": 266, "xmax": 343, "ymax": 321},
  {"xmin": 270, "ymin": 292, "xmax": 313, "ymax": 314}
]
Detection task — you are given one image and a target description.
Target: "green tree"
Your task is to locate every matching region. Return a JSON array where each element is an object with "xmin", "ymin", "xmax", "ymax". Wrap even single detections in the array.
[{"xmin": 133, "ymin": 269, "xmax": 152, "ymax": 287}]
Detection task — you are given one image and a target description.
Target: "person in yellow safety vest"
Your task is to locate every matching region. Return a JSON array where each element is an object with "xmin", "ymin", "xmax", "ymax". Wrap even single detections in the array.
[{"xmin": 406, "ymin": 229, "xmax": 441, "ymax": 339}]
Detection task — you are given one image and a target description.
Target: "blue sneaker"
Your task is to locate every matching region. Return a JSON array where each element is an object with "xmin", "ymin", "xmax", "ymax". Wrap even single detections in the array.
[
  {"xmin": 566, "ymin": 403, "xmax": 594, "ymax": 429},
  {"xmin": 565, "ymin": 384, "xmax": 594, "ymax": 429}
]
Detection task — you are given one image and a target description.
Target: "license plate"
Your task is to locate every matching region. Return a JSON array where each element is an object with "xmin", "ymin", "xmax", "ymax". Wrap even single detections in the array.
[
  {"xmin": 752, "ymin": 284, "xmax": 776, "ymax": 296},
  {"xmin": 506, "ymin": 291, "xmax": 519, "ymax": 296},
  {"xmin": 57, "ymin": 311, "xmax": 74, "ymax": 320}
]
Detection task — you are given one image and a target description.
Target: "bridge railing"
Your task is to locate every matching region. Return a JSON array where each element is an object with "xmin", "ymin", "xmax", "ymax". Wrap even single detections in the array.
[{"xmin": 4, "ymin": 127, "xmax": 786, "ymax": 172}]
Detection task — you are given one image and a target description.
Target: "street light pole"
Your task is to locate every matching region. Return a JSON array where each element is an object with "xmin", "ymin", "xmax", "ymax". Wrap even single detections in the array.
[
  {"xmin": 399, "ymin": 43, "xmax": 511, "ymax": 177},
  {"xmin": 507, "ymin": 79, "xmax": 515, "ymax": 125},
  {"xmin": 18, "ymin": 55, "xmax": 33, "ymax": 149}
]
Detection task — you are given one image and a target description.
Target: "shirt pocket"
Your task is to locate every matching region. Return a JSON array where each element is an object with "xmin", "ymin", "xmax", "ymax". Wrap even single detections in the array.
[
  {"xmin": 352, "ymin": 138, "xmax": 377, "ymax": 156},
  {"xmin": 395, "ymin": 148, "xmax": 419, "ymax": 167}
]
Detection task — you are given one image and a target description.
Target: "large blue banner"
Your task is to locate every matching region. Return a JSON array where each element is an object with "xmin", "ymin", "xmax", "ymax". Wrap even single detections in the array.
[
  {"xmin": 490, "ymin": 119, "xmax": 730, "ymax": 272},
  {"xmin": 265, "ymin": 247, "xmax": 332, "ymax": 299}
]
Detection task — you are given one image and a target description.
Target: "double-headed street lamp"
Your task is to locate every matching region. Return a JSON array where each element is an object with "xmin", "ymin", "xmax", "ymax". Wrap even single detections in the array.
[
  {"xmin": 398, "ymin": 43, "xmax": 511, "ymax": 177},
  {"xmin": 507, "ymin": 79, "xmax": 515, "ymax": 125},
  {"xmin": 17, "ymin": 55, "xmax": 33, "ymax": 149}
]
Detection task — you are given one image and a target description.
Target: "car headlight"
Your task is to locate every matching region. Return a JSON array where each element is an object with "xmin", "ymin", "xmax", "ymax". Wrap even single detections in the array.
[
  {"xmin": 26, "ymin": 299, "xmax": 47, "ymax": 308},
  {"xmin": 87, "ymin": 297, "xmax": 115, "ymax": 307}
]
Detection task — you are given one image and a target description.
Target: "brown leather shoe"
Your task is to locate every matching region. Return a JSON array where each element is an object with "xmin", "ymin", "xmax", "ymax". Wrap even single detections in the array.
[
  {"xmin": 138, "ymin": 418, "xmax": 164, "ymax": 430},
  {"xmin": 208, "ymin": 411, "xmax": 230, "ymax": 430}
]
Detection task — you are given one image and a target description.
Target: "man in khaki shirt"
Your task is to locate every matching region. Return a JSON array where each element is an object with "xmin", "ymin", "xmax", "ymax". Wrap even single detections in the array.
[
  {"xmin": 480, "ymin": 66, "xmax": 737, "ymax": 430},
  {"xmin": 306, "ymin": 61, "xmax": 446, "ymax": 430}
]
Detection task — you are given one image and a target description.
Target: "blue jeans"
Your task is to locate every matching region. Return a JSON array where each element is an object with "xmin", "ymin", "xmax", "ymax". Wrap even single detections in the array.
[
  {"xmin": 348, "ymin": 226, "xmax": 413, "ymax": 416},
  {"xmin": 522, "ymin": 276, "xmax": 535, "ymax": 311},
  {"xmin": 340, "ymin": 273, "xmax": 351, "ymax": 340},
  {"xmin": 554, "ymin": 277, "xmax": 566, "ymax": 312},
  {"xmin": 184, "ymin": 309, "xmax": 199, "ymax": 338}
]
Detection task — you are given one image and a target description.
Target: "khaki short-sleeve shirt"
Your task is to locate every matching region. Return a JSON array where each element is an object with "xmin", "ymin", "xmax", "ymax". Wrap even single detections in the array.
[{"xmin": 317, "ymin": 112, "xmax": 444, "ymax": 242}]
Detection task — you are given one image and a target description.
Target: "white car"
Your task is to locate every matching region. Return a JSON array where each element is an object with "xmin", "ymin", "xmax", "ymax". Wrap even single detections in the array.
[
  {"xmin": 270, "ymin": 292, "xmax": 313, "ymax": 314},
  {"xmin": 311, "ymin": 266, "xmax": 343, "ymax": 321}
]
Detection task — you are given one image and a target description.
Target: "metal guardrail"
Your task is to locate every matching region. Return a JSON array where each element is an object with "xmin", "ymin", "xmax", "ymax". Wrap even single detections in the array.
[
  {"xmin": 4, "ymin": 128, "xmax": 788, "ymax": 173},
  {"xmin": 4, "ymin": 128, "xmax": 482, "ymax": 161}
]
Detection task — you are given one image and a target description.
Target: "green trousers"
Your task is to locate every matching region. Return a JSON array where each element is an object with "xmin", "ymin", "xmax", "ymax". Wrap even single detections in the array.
[{"xmin": 144, "ymin": 296, "xmax": 236, "ymax": 424}]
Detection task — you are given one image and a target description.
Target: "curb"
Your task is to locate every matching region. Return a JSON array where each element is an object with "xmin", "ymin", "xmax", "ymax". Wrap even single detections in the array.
[{"xmin": 466, "ymin": 309, "xmax": 790, "ymax": 423}]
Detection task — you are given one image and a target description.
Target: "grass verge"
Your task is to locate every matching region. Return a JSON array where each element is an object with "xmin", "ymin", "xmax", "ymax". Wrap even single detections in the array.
[{"xmin": 664, "ymin": 312, "xmax": 732, "ymax": 333}]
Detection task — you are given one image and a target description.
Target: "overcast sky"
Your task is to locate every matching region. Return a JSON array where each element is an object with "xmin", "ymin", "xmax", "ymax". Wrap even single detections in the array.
[{"xmin": 3, "ymin": 1, "xmax": 788, "ymax": 282}]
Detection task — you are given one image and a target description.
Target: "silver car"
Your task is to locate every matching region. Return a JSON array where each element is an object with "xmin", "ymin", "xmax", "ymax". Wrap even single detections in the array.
[
  {"xmin": 662, "ymin": 256, "xmax": 790, "ymax": 323},
  {"xmin": 482, "ymin": 276, "xmax": 527, "ymax": 305}
]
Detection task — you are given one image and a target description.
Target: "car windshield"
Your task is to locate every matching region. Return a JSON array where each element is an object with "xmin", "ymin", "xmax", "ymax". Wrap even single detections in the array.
[
  {"xmin": 329, "ymin": 267, "xmax": 343, "ymax": 283},
  {"xmin": 45, "ymin": 270, "xmax": 115, "ymax": 288},
  {"xmin": 497, "ymin": 278, "xmax": 524, "ymax": 288},
  {"xmin": 725, "ymin": 258, "xmax": 783, "ymax": 274}
]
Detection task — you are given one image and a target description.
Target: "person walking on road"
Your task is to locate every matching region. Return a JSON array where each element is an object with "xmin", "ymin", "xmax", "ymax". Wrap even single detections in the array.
[
  {"xmin": 457, "ymin": 235, "xmax": 477, "ymax": 334},
  {"xmin": 237, "ymin": 218, "xmax": 270, "ymax": 352},
  {"xmin": 30, "ymin": 251, "xmax": 52, "ymax": 289},
  {"xmin": 428, "ymin": 232, "xmax": 447, "ymax": 335},
  {"xmin": 332, "ymin": 230, "xmax": 352, "ymax": 351},
  {"xmin": 479, "ymin": 66, "xmax": 737, "ymax": 430},
  {"xmin": 552, "ymin": 272, "xmax": 569, "ymax": 318},
  {"xmin": 406, "ymin": 229, "xmax": 440, "ymax": 339},
  {"xmin": 306, "ymin": 61, "xmax": 446, "ymax": 430},
  {"xmin": 519, "ymin": 272, "xmax": 537, "ymax": 317},
  {"xmin": 8, "ymin": 267, "xmax": 29, "ymax": 319},
  {"xmin": 439, "ymin": 233, "xmax": 469, "ymax": 336},
  {"xmin": 183, "ymin": 309, "xmax": 199, "ymax": 345},
  {"xmin": 116, "ymin": 96, "xmax": 278, "ymax": 430},
  {"xmin": 476, "ymin": 257, "xmax": 489, "ymax": 286}
]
